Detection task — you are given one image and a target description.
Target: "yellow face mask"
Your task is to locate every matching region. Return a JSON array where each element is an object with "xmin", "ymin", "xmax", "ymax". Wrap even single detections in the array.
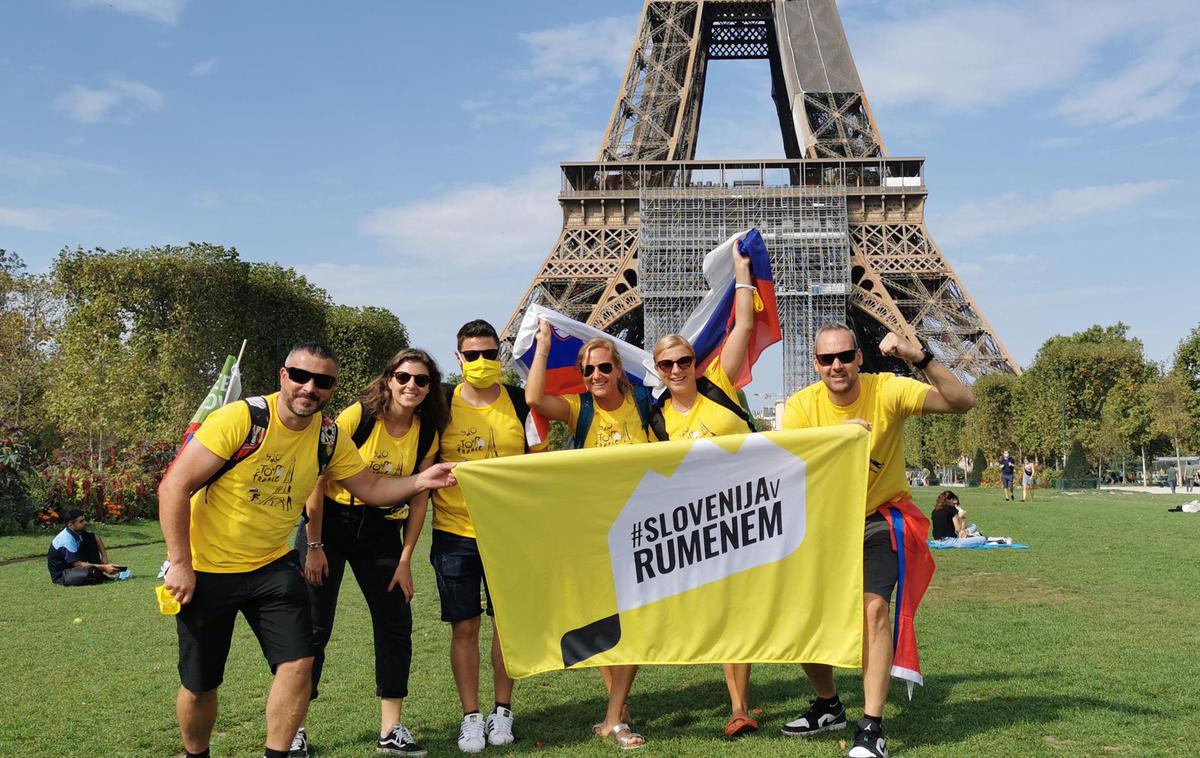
[{"xmin": 463, "ymin": 358, "xmax": 502, "ymax": 389}]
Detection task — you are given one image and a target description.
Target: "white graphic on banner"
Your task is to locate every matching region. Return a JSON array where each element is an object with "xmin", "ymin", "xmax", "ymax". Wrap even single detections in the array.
[{"xmin": 607, "ymin": 434, "xmax": 807, "ymax": 614}]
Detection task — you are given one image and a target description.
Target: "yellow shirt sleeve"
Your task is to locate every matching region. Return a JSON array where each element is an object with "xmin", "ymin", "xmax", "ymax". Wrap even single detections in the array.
[
  {"xmin": 884, "ymin": 375, "xmax": 932, "ymax": 419},
  {"xmin": 781, "ymin": 393, "xmax": 812, "ymax": 430},
  {"xmin": 324, "ymin": 420, "xmax": 369, "ymax": 481},
  {"xmin": 703, "ymin": 359, "xmax": 738, "ymax": 400},
  {"xmin": 335, "ymin": 402, "xmax": 364, "ymax": 439},
  {"xmin": 193, "ymin": 401, "xmax": 252, "ymax": 459},
  {"xmin": 563, "ymin": 393, "xmax": 582, "ymax": 433}
]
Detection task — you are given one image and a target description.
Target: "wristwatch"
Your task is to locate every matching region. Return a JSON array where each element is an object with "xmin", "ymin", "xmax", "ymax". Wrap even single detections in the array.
[{"xmin": 913, "ymin": 345, "xmax": 935, "ymax": 370}]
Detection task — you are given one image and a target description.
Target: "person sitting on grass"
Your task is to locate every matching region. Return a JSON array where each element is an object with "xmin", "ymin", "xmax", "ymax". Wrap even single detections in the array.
[
  {"xmin": 931, "ymin": 491, "xmax": 970, "ymax": 540},
  {"xmin": 47, "ymin": 510, "xmax": 125, "ymax": 586}
]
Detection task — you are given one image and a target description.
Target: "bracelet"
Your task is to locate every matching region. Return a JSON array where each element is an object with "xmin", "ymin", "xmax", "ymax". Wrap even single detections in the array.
[
  {"xmin": 307, "ymin": 541, "xmax": 324, "ymax": 549},
  {"xmin": 735, "ymin": 283, "xmax": 756, "ymax": 291}
]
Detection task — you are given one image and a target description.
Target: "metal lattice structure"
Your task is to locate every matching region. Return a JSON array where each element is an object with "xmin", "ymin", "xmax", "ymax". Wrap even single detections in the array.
[
  {"xmin": 502, "ymin": 0, "xmax": 1018, "ymax": 388},
  {"xmin": 641, "ymin": 186, "xmax": 848, "ymax": 391}
]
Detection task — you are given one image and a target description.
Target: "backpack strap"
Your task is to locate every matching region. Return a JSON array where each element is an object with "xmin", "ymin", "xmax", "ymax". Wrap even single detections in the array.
[
  {"xmin": 571, "ymin": 393, "xmax": 595, "ymax": 449},
  {"xmin": 412, "ymin": 417, "xmax": 437, "ymax": 476},
  {"xmin": 647, "ymin": 392, "xmax": 668, "ymax": 442},
  {"xmin": 631, "ymin": 385, "xmax": 652, "ymax": 432},
  {"xmin": 316, "ymin": 415, "xmax": 338, "ymax": 473},
  {"xmin": 503, "ymin": 384, "xmax": 531, "ymax": 453},
  {"xmin": 697, "ymin": 377, "xmax": 756, "ymax": 432},
  {"xmin": 197, "ymin": 396, "xmax": 270, "ymax": 493},
  {"xmin": 351, "ymin": 401, "xmax": 376, "ymax": 448}
]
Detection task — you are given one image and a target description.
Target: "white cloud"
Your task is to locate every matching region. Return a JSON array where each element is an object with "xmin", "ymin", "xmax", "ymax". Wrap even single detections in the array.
[
  {"xmin": 190, "ymin": 57, "xmax": 218, "ymax": 76},
  {"xmin": 0, "ymin": 150, "xmax": 115, "ymax": 183},
  {"xmin": 934, "ymin": 180, "xmax": 1171, "ymax": 245},
  {"xmin": 72, "ymin": 0, "xmax": 185, "ymax": 24},
  {"xmin": 359, "ymin": 169, "xmax": 561, "ymax": 268},
  {"xmin": 518, "ymin": 15, "xmax": 637, "ymax": 90},
  {"xmin": 851, "ymin": 0, "xmax": 1200, "ymax": 125},
  {"xmin": 0, "ymin": 205, "xmax": 109, "ymax": 232},
  {"xmin": 55, "ymin": 76, "xmax": 164, "ymax": 123}
]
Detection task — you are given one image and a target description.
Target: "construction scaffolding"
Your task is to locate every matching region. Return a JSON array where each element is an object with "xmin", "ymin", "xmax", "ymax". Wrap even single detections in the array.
[{"xmin": 639, "ymin": 186, "xmax": 849, "ymax": 393}]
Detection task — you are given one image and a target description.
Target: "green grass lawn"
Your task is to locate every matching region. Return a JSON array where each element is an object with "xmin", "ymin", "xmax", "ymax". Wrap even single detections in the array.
[{"xmin": 2, "ymin": 489, "xmax": 1197, "ymax": 757}]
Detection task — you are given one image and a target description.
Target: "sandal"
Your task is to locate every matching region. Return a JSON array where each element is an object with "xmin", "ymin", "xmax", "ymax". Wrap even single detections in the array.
[
  {"xmin": 724, "ymin": 714, "xmax": 759, "ymax": 737},
  {"xmin": 594, "ymin": 722, "xmax": 646, "ymax": 750}
]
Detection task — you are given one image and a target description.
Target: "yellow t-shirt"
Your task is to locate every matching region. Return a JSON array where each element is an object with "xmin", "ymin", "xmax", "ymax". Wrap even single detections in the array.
[
  {"xmin": 658, "ymin": 360, "xmax": 750, "ymax": 441},
  {"xmin": 433, "ymin": 385, "xmax": 545, "ymax": 538},
  {"xmin": 563, "ymin": 392, "xmax": 650, "ymax": 448},
  {"xmin": 190, "ymin": 393, "xmax": 366, "ymax": 572},
  {"xmin": 324, "ymin": 403, "xmax": 439, "ymax": 515},
  {"xmin": 782, "ymin": 372, "xmax": 930, "ymax": 514}
]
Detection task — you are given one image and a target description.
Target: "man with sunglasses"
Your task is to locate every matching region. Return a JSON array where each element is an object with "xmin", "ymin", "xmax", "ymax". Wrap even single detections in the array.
[
  {"xmin": 780, "ymin": 325, "xmax": 973, "ymax": 758},
  {"xmin": 158, "ymin": 342, "xmax": 458, "ymax": 758},
  {"xmin": 431, "ymin": 319, "xmax": 546, "ymax": 753}
]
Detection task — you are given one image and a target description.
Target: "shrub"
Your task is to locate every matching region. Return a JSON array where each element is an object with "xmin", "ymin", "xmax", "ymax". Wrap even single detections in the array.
[
  {"xmin": 0, "ymin": 422, "xmax": 39, "ymax": 534},
  {"xmin": 980, "ymin": 465, "xmax": 1001, "ymax": 488},
  {"xmin": 34, "ymin": 441, "xmax": 176, "ymax": 524},
  {"xmin": 1063, "ymin": 440, "xmax": 1091, "ymax": 480},
  {"xmin": 967, "ymin": 448, "xmax": 988, "ymax": 487}
]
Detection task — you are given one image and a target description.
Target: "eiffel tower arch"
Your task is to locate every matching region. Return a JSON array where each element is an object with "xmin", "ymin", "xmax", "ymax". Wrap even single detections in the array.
[{"xmin": 502, "ymin": 0, "xmax": 1018, "ymax": 391}]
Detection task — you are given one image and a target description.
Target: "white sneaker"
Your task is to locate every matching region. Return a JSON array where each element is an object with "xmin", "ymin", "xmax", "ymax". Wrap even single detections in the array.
[
  {"xmin": 486, "ymin": 706, "xmax": 515, "ymax": 746},
  {"xmin": 457, "ymin": 713, "xmax": 486, "ymax": 754}
]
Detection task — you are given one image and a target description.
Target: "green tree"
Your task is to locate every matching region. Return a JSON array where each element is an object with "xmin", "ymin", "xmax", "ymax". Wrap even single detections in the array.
[
  {"xmin": 1013, "ymin": 323, "xmax": 1154, "ymax": 465},
  {"xmin": 325, "ymin": 305, "xmax": 409, "ymax": 411},
  {"xmin": 1063, "ymin": 440, "xmax": 1091, "ymax": 480},
  {"xmin": 967, "ymin": 448, "xmax": 987, "ymax": 487},
  {"xmin": 43, "ymin": 245, "xmax": 338, "ymax": 452},
  {"xmin": 960, "ymin": 373, "xmax": 1017, "ymax": 457},
  {"xmin": 1173, "ymin": 324, "xmax": 1200, "ymax": 394},
  {"xmin": 1148, "ymin": 369, "xmax": 1200, "ymax": 484},
  {"xmin": 0, "ymin": 251, "xmax": 56, "ymax": 437}
]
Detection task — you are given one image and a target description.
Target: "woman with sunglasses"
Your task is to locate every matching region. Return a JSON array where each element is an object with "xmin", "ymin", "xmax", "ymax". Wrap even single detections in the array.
[
  {"xmin": 525, "ymin": 322, "xmax": 649, "ymax": 749},
  {"xmin": 650, "ymin": 241, "xmax": 760, "ymax": 738},
  {"xmin": 296, "ymin": 348, "xmax": 448, "ymax": 757}
]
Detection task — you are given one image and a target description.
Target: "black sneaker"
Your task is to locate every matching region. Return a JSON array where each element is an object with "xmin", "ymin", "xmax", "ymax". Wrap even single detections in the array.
[
  {"xmin": 848, "ymin": 718, "xmax": 888, "ymax": 757},
  {"xmin": 378, "ymin": 723, "xmax": 428, "ymax": 756},
  {"xmin": 781, "ymin": 697, "xmax": 847, "ymax": 736},
  {"xmin": 288, "ymin": 726, "xmax": 309, "ymax": 758}
]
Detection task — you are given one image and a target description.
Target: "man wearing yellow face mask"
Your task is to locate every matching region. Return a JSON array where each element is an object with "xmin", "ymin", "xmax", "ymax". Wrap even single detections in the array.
[{"xmin": 432, "ymin": 319, "xmax": 546, "ymax": 753}]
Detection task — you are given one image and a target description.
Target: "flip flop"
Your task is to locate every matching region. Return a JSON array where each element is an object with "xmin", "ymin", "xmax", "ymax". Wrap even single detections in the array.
[
  {"xmin": 594, "ymin": 722, "xmax": 646, "ymax": 750},
  {"xmin": 724, "ymin": 715, "xmax": 759, "ymax": 737}
]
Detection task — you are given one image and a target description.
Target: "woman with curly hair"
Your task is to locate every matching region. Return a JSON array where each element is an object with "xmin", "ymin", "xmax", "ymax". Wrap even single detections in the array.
[{"xmin": 295, "ymin": 347, "xmax": 449, "ymax": 757}]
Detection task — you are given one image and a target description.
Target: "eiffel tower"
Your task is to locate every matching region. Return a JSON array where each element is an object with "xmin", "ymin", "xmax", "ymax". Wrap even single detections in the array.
[{"xmin": 502, "ymin": 0, "xmax": 1017, "ymax": 390}]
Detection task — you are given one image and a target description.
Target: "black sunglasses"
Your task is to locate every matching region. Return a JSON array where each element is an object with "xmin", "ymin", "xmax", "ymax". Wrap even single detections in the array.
[
  {"xmin": 461, "ymin": 348, "xmax": 499, "ymax": 361},
  {"xmin": 392, "ymin": 370, "xmax": 431, "ymax": 388},
  {"xmin": 582, "ymin": 362, "xmax": 614, "ymax": 377},
  {"xmin": 655, "ymin": 355, "xmax": 695, "ymax": 372},
  {"xmin": 815, "ymin": 349, "xmax": 857, "ymax": 366},
  {"xmin": 284, "ymin": 365, "xmax": 336, "ymax": 390}
]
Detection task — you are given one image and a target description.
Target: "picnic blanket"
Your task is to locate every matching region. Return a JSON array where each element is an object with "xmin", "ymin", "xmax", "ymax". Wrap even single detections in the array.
[{"xmin": 928, "ymin": 540, "xmax": 1030, "ymax": 550}]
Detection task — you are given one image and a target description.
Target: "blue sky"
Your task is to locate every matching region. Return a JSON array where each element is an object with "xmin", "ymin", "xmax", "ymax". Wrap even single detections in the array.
[{"xmin": 3, "ymin": 0, "xmax": 1198, "ymax": 398}]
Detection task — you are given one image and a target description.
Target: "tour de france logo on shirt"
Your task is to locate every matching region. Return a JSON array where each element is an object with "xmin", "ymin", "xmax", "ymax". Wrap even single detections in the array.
[
  {"xmin": 688, "ymin": 421, "xmax": 717, "ymax": 440},
  {"xmin": 247, "ymin": 452, "xmax": 298, "ymax": 511},
  {"xmin": 593, "ymin": 420, "xmax": 631, "ymax": 448},
  {"xmin": 370, "ymin": 450, "xmax": 396, "ymax": 475},
  {"xmin": 455, "ymin": 426, "xmax": 499, "ymax": 458}
]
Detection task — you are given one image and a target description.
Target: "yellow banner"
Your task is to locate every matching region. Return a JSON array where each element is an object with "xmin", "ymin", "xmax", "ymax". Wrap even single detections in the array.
[{"xmin": 456, "ymin": 426, "xmax": 869, "ymax": 678}]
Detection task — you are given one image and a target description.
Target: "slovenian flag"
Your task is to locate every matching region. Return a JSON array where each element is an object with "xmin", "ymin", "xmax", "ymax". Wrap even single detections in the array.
[
  {"xmin": 182, "ymin": 346, "xmax": 244, "ymax": 445},
  {"xmin": 512, "ymin": 305, "xmax": 658, "ymax": 446},
  {"xmin": 680, "ymin": 228, "xmax": 782, "ymax": 388}
]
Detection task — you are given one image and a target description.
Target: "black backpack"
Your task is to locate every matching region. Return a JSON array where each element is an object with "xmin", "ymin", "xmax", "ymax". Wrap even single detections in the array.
[
  {"xmin": 194, "ymin": 395, "xmax": 338, "ymax": 494},
  {"xmin": 647, "ymin": 378, "xmax": 756, "ymax": 441}
]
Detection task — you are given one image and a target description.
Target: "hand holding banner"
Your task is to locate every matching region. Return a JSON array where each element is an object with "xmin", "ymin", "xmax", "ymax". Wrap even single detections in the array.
[{"xmin": 457, "ymin": 425, "xmax": 869, "ymax": 678}]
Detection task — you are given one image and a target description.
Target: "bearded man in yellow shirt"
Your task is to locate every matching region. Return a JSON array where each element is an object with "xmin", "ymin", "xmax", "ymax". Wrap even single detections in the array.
[
  {"xmin": 780, "ymin": 325, "xmax": 974, "ymax": 758},
  {"xmin": 158, "ymin": 342, "xmax": 457, "ymax": 758}
]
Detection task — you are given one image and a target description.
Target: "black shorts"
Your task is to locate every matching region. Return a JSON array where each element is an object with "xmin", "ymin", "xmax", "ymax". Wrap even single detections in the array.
[
  {"xmin": 1001, "ymin": 474, "xmax": 1014, "ymax": 487},
  {"xmin": 863, "ymin": 512, "xmax": 899, "ymax": 600},
  {"xmin": 430, "ymin": 529, "xmax": 493, "ymax": 623},
  {"xmin": 176, "ymin": 551, "xmax": 313, "ymax": 693}
]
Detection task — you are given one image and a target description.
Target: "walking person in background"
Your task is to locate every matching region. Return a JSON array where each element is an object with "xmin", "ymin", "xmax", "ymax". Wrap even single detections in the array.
[
  {"xmin": 1022, "ymin": 458, "xmax": 1036, "ymax": 502},
  {"xmin": 999, "ymin": 451, "xmax": 1016, "ymax": 501}
]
